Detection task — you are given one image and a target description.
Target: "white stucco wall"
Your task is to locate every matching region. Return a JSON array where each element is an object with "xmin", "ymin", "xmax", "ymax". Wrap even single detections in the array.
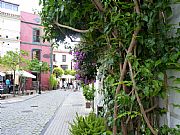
[
  {"xmin": 53, "ymin": 52, "xmax": 73, "ymax": 70},
  {"xmin": 53, "ymin": 43, "xmax": 74, "ymax": 70},
  {"xmin": 159, "ymin": 4, "xmax": 180, "ymax": 128},
  {"xmin": 0, "ymin": 0, "xmax": 21, "ymax": 84},
  {"xmin": 0, "ymin": 0, "xmax": 20, "ymax": 56}
]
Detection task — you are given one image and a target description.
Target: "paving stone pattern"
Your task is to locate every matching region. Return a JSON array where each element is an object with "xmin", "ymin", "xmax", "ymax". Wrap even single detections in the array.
[
  {"xmin": 0, "ymin": 90, "xmax": 70, "ymax": 135},
  {"xmin": 43, "ymin": 91, "xmax": 91, "ymax": 135}
]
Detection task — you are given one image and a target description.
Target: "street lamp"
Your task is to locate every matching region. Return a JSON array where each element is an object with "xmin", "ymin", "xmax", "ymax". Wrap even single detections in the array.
[{"xmin": 39, "ymin": 61, "xmax": 42, "ymax": 94}]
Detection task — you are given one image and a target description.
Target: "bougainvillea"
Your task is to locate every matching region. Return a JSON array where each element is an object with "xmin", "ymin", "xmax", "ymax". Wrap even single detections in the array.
[
  {"xmin": 73, "ymin": 47, "xmax": 98, "ymax": 84},
  {"xmin": 40, "ymin": 0, "xmax": 180, "ymax": 134}
]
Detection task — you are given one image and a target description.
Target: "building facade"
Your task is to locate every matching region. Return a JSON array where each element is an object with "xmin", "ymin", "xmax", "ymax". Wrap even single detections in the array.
[
  {"xmin": 53, "ymin": 46, "xmax": 74, "ymax": 70},
  {"xmin": 0, "ymin": 0, "xmax": 20, "ymax": 59},
  {"xmin": 0, "ymin": 0, "xmax": 20, "ymax": 84},
  {"xmin": 20, "ymin": 11, "xmax": 51, "ymax": 90}
]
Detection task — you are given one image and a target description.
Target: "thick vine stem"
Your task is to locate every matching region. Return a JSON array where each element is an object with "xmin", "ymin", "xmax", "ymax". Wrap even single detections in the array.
[
  {"xmin": 113, "ymin": 1, "xmax": 141, "ymax": 134},
  {"xmin": 54, "ymin": 21, "xmax": 89, "ymax": 33},
  {"xmin": 145, "ymin": 104, "xmax": 158, "ymax": 113},
  {"xmin": 91, "ymin": 0, "xmax": 104, "ymax": 12},
  {"xmin": 128, "ymin": 61, "xmax": 158, "ymax": 135}
]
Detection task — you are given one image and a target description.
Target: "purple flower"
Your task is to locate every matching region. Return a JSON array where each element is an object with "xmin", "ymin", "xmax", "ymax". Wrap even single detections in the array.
[
  {"xmin": 74, "ymin": 62, "xmax": 80, "ymax": 70},
  {"xmin": 75, "ymin": 74, "xmax": 81, "ymax": 79},
  {"xmin": 69, "ymin": 51, "xmax": 72, "ymax": 55},
  {"xmin": 84, "ymin": 78, "xmax": 88, "ymax": 84}
]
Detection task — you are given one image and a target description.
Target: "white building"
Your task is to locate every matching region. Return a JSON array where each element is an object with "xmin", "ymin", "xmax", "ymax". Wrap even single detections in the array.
[
  {"xmin": 0, "ymin": 0, "xmax": 20, "ymax": 84},
  {"xmin": 0, "ymin": 0, "xmax": 20, "ymax": 57},
  {"xmin": 53, "ymin": 45, "xmax": 74, "ymax": 70}
]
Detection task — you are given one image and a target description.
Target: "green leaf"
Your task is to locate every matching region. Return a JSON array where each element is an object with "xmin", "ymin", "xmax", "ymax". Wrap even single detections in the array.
[
  {"xmin": 143, "ymin": 15, "xmax": 148, "ymax": 22},
  {"xmin": 155, "ymin": 59, "xmax": 162, "ymax": 67},
  {"xmin": 173, "ymin": 78, "xmax": 180, "ymax": 84},
  {"xmin": 165, "ymin": 6, "xmax": 172, "ymax": 18},
  {"xmin": 158, "ymin": 72, "xmax": 164, "ymax": 80},
  {"xmin": 172, "ymin": 103, "xmax": 180, "ymax": 108}
]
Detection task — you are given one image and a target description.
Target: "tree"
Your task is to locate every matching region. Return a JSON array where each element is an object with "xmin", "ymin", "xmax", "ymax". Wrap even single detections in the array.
[
  {"xmin": 53, "ymin": 67, "xmax": 64, "ymax": 78},
  {"xmin": 40, "ymin": 0, "xmax": 179, "ymax": 134},
  {"xmin": 64, "ymin": 69, "xmax": 76, "ymax": 76},
  {"xmin": 0, "ymin": 50, "xmax": 28, "ymax": 96},
  {"xmin": 27, "ymin": 58, "xmax": 49, "ymax": 93},
  {"xmin": 27, "ymin": 58, "xmax": 49, "ymax": 73}
]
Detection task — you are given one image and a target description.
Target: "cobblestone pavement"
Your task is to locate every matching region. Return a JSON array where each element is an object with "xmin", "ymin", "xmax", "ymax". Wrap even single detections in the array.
[
  {"xmin": 42, "ymin": 91, "xmax": 91, "ymax": 135},
  {"xmin": 0, "ymin": 90, "xmax": 71, "ymax": 135}
]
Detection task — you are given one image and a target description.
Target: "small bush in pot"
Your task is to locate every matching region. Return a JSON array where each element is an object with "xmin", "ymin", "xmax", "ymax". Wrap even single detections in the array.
[{"xmin": 82, "ymin": 85, "xmax": 95, "ymax": 108}]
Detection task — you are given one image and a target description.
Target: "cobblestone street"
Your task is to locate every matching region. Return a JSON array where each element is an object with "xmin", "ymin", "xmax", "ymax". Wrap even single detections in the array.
[{"xmin": 0, "ymin": 90, "xmax": 90, "ymax": 135}]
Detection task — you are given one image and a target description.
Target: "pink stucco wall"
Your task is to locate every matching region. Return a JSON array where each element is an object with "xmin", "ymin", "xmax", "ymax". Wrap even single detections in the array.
[{"xmin": 20, "ymin": 11, "xmax": 51, "ymax": 90}]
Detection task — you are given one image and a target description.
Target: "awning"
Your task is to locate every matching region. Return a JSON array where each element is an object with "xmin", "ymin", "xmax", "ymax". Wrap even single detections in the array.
[
  {"xmin": 6, "ymin": 70, "xmax": 36, "ymax": 78},
  {"xmin": 61, "ymin": 74, "xmax": 75, "ymax": 79},
  {"xmin": 0, "ymin": 72, "xmax": 5, "ymax": 76},
  {"xmin": 16, "ymin": 71, "xmax": 36, "ymax": 78}
]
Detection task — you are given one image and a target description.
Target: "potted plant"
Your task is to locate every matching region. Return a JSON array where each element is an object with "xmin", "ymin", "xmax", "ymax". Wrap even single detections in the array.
[{"xmin": 82, "ymin": 85, "xmax": 95, "ymax": 108}]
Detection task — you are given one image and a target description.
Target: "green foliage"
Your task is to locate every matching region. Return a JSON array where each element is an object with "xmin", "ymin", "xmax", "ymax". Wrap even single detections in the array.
[
  {"xmin": 70, "ymin": 70, "xmax": 76, "ymax": 76},
  {"xmin": 40, "ymin": 0, "xmax": 93, "ymax": 42},
  {"xmin": 49, "ymin": 74, "xmax": 58, "ymax": 90},
  {"xmin": 64, "ymin": 69, "xmax": 76, "ymax": 76},
  {"xmin": 40, "ymin": 0, "xmax": 180, "ymax": 134},
  {"xmin": 82, "ymin": 85, "xmax": 95, "ymax": 101},
  {"xmin": 27, "ymin": 59, "xmax": 49, "ymax": 73},
  {"xmin": 159, "ymin": 125, "xmax": 180, "ymax": 135},
  {"xmin": 0, "ymin": 50, "xmax": 28, "ymax": 70},
  {"xmin": 70, "ymin": 113, "xmax": 112, "ymax": 135},
  {"xmin": 64, "ymin": 69, "xmax": 71, "ymax": 75},
  {"xmin": 53, "ymin": 67, "xmax": 64, "ymax": 78}
]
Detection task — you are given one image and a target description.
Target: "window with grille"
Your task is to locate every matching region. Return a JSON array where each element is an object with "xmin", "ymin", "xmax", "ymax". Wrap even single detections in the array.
[
  {"xmin": 32, "ymin": 49, "xmax": 41, "ymax": 60},
  {"xmin": 61, "ymin": 65, "xmax": 68, "ymax": 70},
  {"xmin": 33, "ymin": 29, "xmax": 40, "ymax": 42},
  {"xmin": 62, "ymin": 55, "xmax": 66, "ymax": 62},
  {"xmin": 0, "ymin": 1, "xmax": 19, "ymax": 11}
]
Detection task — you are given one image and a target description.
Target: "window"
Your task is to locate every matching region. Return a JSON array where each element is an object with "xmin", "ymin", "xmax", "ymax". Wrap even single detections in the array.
[
  {"xmin": 0, "ymin": 1, "xmax": 19, "ymax": 11},
  {"xmin": 62, "ymin": 55, "xmax": 66, "ymax": 62},
  {"xmin": 61, "ymin": 65, "xmax": 68, "ymax": 70},
  {"xmin": 33, "ymin": 29, "xmax": 40, "ymax": 42},
  {"xmin": 53, "ymin": 54, "xmax": 56, "ymax": 62},
  {"xmin": 13, "ymin": 5, "xmax": 18, "ymax": 11},
  {"xmin": 32, "ymin": 49, "xmax": 41, "ymax": 60},
  {"xmin": 5, "ymin": 3, "xmax": 12, "ymax": 10}
]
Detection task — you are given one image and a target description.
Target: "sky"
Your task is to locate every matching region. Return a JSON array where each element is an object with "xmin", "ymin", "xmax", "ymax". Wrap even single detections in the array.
[{"xmin": 20, "ymin": 0, "xmax": 42, "ymax": 13}]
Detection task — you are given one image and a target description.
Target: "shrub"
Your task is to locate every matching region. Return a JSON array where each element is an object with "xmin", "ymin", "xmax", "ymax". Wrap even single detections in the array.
[
  {"xmin": 53, "ymin": 67, "xmax": 64, "ymax": 78},
  {"xmin": 70, "ymin": 113, "xmax": 112, "ymax": 135},
  {"xmin": 82, "ymin": 85, "xmax": 95, "ymax": 101},
  {"xmin": 64, "ymin": 69, "xmax": 76, "ymax": 76},
  {"xmin": 49, "ymin": 74, "xmax": 58, "ymax": 90}
]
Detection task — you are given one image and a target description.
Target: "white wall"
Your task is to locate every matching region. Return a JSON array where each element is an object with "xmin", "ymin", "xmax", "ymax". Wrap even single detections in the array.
[
  {"xmin": 0, "ymin": 0, "xmax": 21, "ymax": 84},
  {"xmin": 159, "ymin": 4, "xmax": 180, "ymax": 128},
  {"xmin": 0, "ymin": 1, "xmax": 20, "ymax": 56},
  {"xmin": 53, "ymin": 52, "xmax": 73, "ymax": 70}
]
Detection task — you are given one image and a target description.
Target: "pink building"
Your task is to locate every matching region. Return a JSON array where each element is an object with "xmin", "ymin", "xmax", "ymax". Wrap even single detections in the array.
[{"xmin": 20, "ymin": 11, "xmax": 51, "ymax": 90}]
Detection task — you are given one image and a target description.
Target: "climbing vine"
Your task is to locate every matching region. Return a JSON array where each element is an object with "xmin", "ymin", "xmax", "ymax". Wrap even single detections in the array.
[{"xmin": 40, "ymin": 0, "xmax": 180, "ymax": 134}]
